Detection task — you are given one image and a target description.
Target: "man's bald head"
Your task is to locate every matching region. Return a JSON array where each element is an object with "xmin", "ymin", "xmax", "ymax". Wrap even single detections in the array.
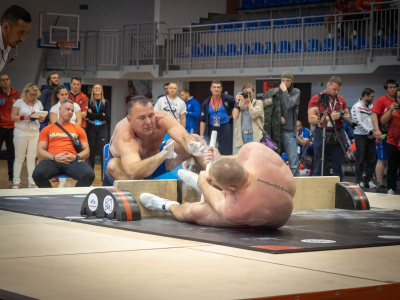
[{"xmin": 209, "ymin": 158, "xmax": 245, "ymax": 188}]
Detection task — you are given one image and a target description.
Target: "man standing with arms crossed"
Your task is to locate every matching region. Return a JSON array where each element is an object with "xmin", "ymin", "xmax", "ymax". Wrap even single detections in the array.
[
  {"xmin": 371, "ymin": 79, "xmax": 398, "ymax": 193},
  {"xmin": 38, "ymin": 72, "xmax": 60, "ymax": 129},
  {"xmin": 0, "ymin": 74, "xmax": 20, "ymax": 181},
  {"xmin": 351, "ymin": 88, "xmax": 377, "ymax": 188},
  {"xmin": 68, "ymin": 77, "xmax": 88, "ymax": 130}
]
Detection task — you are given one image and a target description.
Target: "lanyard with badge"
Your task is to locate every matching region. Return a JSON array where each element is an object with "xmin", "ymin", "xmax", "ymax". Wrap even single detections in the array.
[
  {"xmin": 94, "ymin": 100, "xmax": 102, "ymax": 126},
  {"xmin": 212, "ymin": 98, "xmax": 221, "ymax": 127},
  {"xmin": 28, "ymin": 105, "xmax": 38, "ymax": 129},
  {"xmin": 326, "ymin": 99, "xmax": 337, "ymax": 128}
]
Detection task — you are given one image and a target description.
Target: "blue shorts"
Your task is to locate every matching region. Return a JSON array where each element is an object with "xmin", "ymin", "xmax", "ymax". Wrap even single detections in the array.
[
  {"xmin": 103, "ymin": 140, "xmax": 169, "ymax": 185},
  {"xmin": 376, "ymin": 137, "xmax": 387, "ymax": 160}
]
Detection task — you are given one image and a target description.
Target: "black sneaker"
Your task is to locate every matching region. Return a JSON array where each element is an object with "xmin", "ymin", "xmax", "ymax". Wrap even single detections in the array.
[{"xmin": 376, "ymin": 185, "xmax": 387, "ymax": 193}]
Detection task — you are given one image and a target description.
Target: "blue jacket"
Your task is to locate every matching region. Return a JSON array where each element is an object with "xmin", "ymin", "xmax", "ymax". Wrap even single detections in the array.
[
  {"xmin": 185, "ymin": 97, "xmax": 201, "ymax": 133},
  {"xmin": 38, "ymin": 85, "xmax": 55, "ymax": 123}
]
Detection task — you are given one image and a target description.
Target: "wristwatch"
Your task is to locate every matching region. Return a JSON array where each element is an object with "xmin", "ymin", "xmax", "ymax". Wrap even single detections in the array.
[{"xmin": 76, "ymin": 154, "xmax": 80, "ymax": 161}]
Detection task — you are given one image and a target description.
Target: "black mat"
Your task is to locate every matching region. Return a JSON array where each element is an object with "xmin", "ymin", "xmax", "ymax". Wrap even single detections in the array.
[{"xmin": 1, "ymin": 194, "xmax": 400, "ymax": 254}]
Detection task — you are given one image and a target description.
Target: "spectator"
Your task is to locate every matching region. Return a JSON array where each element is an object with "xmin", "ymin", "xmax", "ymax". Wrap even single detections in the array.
[
  {"xmin": 68, "ymin": 77, "xmax": 88, "ymax": 130},
  {"xmin": 157, "ymin": 82, "xmax": 170, "ymax": 99},
  {"xmin": 296, "ymin": 120, "xmax": 313, "ymax": 157},
  {"xmin": 279, "ymin": 71, "xmax": 301, "ymax": 176},
  {"xmin": 38, "ymin": 71, "xmax": 60, "ymax": 129},
  {"xmin": 125, "ymin": 85, "xmax": 136, "ymax": 105},
  {"xmin": 351, "ymin": 88, "xmax": 377, "ymax": 188},
  {"xmin": 154, "ymin": 82, "xmax": 187, "ymax": 128},
  {"xmin": 86, "ymin": 84, "xmax": 111, "ymax": 179},
  {"xmin": 0, "ymin": 74, "xmax": 20, "ymax": 181},
  {"xmin": 32, "ymin": 100, "xmax": 94, "ymax": 188},
  {"xmin": 50, "ymin": 85, "xmax": 81, "ymax": 126},
  {"xmin": 232, "ymin": 83, "xmax": 264, "ymax": 148},
  {"xmin": 371, "ymin": 79, "xmax": 398, "ymax": 192},
  {"xmin": 308, "ymin": 76, "xmax": 350, "ymax": 181},
  {"xmin": 180, "ymin": 88, "xmax": 201, "ymax": 134},
  {"xmin": 200, "ymin": 80, "xmax": 235, "ymax": 155},
  {"xmin": 144, "ymin": 91, "xmax": 154, "ymax": 105},
  {"xmin": 356, "ymin": 0, "xmax": 383, "ymax": 12},
  {"xmin": 324, "ymin": 0, "xmax": 357, "ymax": 38},
  {"xmin": 380, "ymin": 88, "xmax": 400, "ymax": 195},
  {"xmin": 10, "ymin": 83, "xmax": 45, "ymax": 188},
  {"xmin": 0, "ymin": 5, "xmax": 31, "ymax": 72}
]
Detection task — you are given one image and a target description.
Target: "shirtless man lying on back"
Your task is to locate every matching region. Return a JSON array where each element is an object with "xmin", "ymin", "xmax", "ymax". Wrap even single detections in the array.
[
  {"xmin": 140, "ymin": 142, "xmax": 295, "ymax": 229},
  {"xmin": 104, "ymin": 96, "xmax": 205, "ymax": 184}
]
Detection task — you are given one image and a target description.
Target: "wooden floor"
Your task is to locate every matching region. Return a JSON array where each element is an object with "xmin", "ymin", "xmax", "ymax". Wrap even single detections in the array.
[{"xmin": 1, "ymin": 160, "xmax": 400, "ymax": 299}]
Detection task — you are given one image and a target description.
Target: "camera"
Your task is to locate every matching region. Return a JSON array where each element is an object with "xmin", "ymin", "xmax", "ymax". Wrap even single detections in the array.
[
  {"xmin": 338, "ymin": 109, "xmax": 357, "ymax": 129},
  {"xmin": 241, "ymin": 91, "xmax": 250, "ymax": 99},
  {"xmin": 318, "ymin": 92, "xmax": 330, "ymax": 104}
]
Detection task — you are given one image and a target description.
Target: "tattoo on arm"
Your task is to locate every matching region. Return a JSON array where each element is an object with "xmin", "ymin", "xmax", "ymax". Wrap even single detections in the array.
[{"xmin": 257, "ymin": 178, "xmax": 293, "ymax": 197}]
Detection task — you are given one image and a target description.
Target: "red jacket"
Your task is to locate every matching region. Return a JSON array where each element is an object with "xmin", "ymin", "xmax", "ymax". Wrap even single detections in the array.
[
  {"xmin": 68, "ymin": 91, "xmax": 89, "ymax": 128},
  {"xmin": 0, "ymin": 87, "xmax": 21, "ymax": 129}
]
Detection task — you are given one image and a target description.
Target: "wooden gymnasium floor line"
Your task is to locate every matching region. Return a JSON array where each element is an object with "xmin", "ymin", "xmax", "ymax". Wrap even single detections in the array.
[{"xmin": 0, "ymin": 161, "xmax": 400, "ymax": 299}]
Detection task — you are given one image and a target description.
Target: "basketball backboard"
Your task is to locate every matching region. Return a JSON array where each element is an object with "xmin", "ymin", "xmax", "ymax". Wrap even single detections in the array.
[{"xmin": 38, "ymin": 12, "xmax": 80, "ymax": 49}]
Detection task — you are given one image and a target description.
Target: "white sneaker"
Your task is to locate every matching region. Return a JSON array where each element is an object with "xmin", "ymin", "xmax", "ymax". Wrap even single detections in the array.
[
  {"xmin": 367, "ymin": 181, "xmax": 376, "ymax": 189},
  {"xmin": 12, "ymin": 184, "xmax": 20, "ymax": 189},
  {"xmin": 357, "ymin": 182, "xmax": 364, "ymax": 188},
  {"xmin": 178, "ymin": 169, "xmax": 202, "ymax": 195},
  {"xmin": 387, "ymin": 189, "xmax": 395, "ymax": 195},
  {"xmin": 58, "ymin": 178, "xmax": 66, "ymax": 188},
  {"xmin": 140, "ymin": 193, "xmax": 170, "ymax": 212}
]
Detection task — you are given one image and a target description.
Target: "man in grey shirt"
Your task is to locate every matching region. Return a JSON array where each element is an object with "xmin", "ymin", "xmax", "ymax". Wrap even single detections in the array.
[{"xmin": 280, "ymin": 71, "xmax": 301, "ymax": 176}]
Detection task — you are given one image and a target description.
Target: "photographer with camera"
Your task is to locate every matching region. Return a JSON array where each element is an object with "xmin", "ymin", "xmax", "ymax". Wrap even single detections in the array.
[
  {"xmin": 351, "ymin": 88, "xmax": 377, "ymax": 189},
  {"xmin": 308, "ymin": 76, "xmax": 350, "ymax": 181},
  {"xmin": 233, "ymin": 84, "xmax": 264, "ymax": 149}
]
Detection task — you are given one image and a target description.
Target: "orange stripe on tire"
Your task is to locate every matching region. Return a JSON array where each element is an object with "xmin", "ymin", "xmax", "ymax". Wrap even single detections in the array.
[
  {"xmin": 112, "ymin": 188, "xmax": 133, "ymax": 221},
  {"xmin": 346, "ymin": 182, "xmax": 367, "ymax": 210}
]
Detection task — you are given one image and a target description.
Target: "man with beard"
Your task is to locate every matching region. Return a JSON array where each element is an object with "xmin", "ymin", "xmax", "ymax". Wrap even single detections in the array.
[
  {"xmin": 0, "ymin": 5, "xmax": 31, "ymax": 72},
  {"xmin": 38, "ymin": 72, "xmax": 60, "ymax": 129},
  {"xmin": 351, "ymin": 88, "xmax": 377, "ymax": 188}
]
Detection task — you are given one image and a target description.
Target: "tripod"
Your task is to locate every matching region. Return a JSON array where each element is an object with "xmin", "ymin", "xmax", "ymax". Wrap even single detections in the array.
[{"xmin": 295, "ymin": 101, "xmax": 355, "ymax": 177}]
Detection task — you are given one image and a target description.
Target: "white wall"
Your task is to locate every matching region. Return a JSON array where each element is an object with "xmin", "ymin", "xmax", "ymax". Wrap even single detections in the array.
[{"xmin": 155, "ymin": 0, "xmax": 226, "ymax": 29}]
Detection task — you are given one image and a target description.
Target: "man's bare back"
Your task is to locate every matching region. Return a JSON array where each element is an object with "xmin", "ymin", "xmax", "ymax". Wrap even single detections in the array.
[
  {"xmin": 223, "ymin": 142, "xmax": 295, "ymax": 227},
  {"xmin": 140, "ymin": 142, "xmax": 295, "ymax": 229}
]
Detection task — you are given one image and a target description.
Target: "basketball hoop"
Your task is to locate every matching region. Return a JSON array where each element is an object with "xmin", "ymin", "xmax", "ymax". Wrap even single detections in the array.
[{"xmin": 57, "ymin": 41, "xmax": 76, "ymax": 56}]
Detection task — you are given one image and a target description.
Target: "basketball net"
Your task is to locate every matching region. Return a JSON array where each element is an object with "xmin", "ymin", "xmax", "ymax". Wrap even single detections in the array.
[{"xmin": 57, "ymin": 41, "xmax": 75, "ymax": 56}]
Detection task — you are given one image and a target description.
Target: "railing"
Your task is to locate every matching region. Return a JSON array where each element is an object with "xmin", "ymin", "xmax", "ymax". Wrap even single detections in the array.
[
  {"xmin": 166, "ymin": 4, "xmax": 399, "ymax": 73},
  {"xmin": 44, "ymin": 5, "xmax": 399, "ymax": 74}
]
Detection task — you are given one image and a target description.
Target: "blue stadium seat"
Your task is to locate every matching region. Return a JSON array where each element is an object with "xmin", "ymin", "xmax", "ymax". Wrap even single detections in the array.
[
  {"xmin": 254, "ymin": 0, "xmax": 266, "ymax": 8},
  {"xmin": 386, "ymin": 34, "xmax": 398, "ymax": 47},
  {"xmin": 219, "ymin": 23, "xmax": 233, "ymax": 31},
  {"xmin": 213, "ymin": 45, "xmax": 224, "ymax": 56},
  {"xmin": 240, "ymin": 0, "xmax": 254, "ymax": 10},
  {"xmin": 281, "ymin": 0, "xmax": 293, "ymax": 5},
  {"xmin": 251, "ymin": 42, "xmax": 263, "ymax": 54},
  {"xmin": 200, "ymin": 45, "xmax": 212, "ymax": 57},
  {"xmin": 245, "ymin": 22, "xmax": 258, "ymax": 29},
  {"xmin": 284, "ymin": 19, "xmax": 298, "ymax": 27},
  {"xmin": 233, "ymin": 23, "xmax": 243, "ymax": 30},
  {"xmin": 277, "ymin": 41, "xmax": 291, "ymax": 53},
  {"xmin": 306, "ymin": 39, "xmax": 320, "ymax": 52},
  {"xmin": 291, "ymin": 40, "xmax": 303, "ymax": 53},
  {"xmin": 237, "ymin": 43, "xmax": 250, "ymax": 55},
  {"xmin": 224, "ymin": 44, "xmax": 237, "ymax": 56},
  {"xmin": 191, "ymin": 46, "xmax": 199, "ymax": 57},
  {"xmin": 373, "ymin": 35, "xmax": 383, "ymax": 48},
  {"xmin": 267, "ymin": 0, "xmax": 280, "ymax": 7},
  {"xmin": 311, "ymin": 16, "xmax": 325, "ymax": 25},
  {"xmin": 258, "ymin": 20, "xmax": 271, "ymax": 27},
  {"xmin": 322, "ymin": 38, "xmax": 334, "ymax": 51},
  {"xmin": 209, "ymin": 25, "xmax": 216, "ymax": 31},
  {"xmin": 274, "ymin": 19, "xmax": 284, "ymax": 26},
  {"xmin": 352, "ymin": 36, "xmax": 366, "ymax": 50},
  {"xmin": 264, "ymin": 41, "xmax": 276, "ymax": 54},
  {"xmin": 337, "ymin": 37, "xmax": 350, "ymax": 50}
]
